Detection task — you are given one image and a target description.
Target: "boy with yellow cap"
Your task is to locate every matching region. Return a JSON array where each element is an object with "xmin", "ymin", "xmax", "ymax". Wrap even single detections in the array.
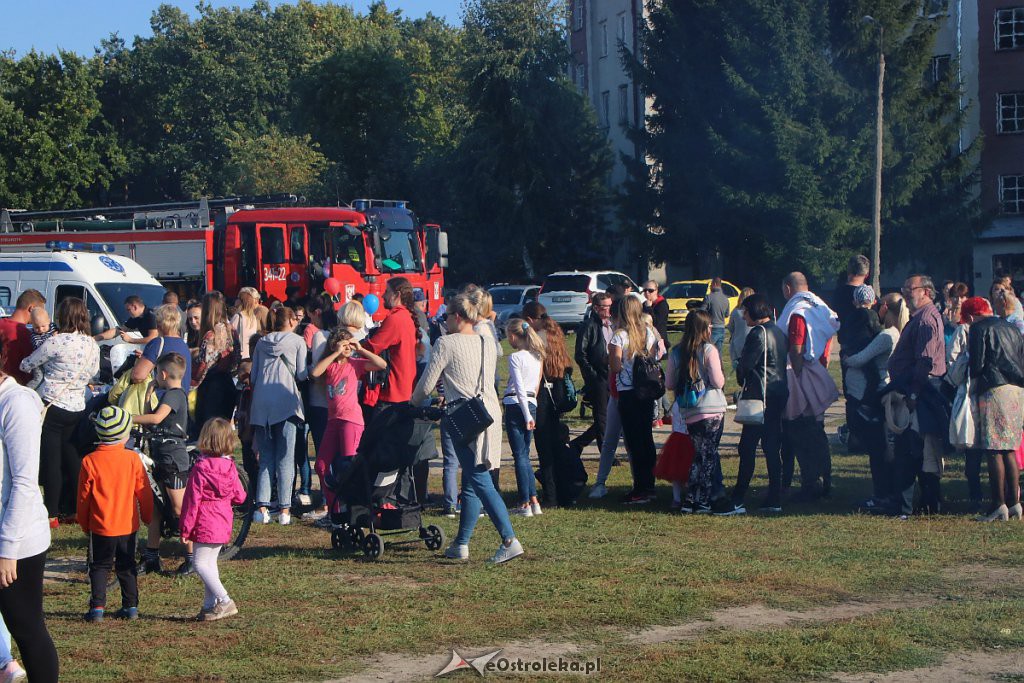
[{"xmin": 77, "ymin": 405, "xmax": 153, "ymax": 622}]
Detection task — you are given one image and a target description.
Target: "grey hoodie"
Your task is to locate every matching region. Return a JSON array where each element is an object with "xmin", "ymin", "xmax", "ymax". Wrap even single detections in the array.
[{"xmin": 250, "ymin": 331, "xmax": 308, "ymax": 428}]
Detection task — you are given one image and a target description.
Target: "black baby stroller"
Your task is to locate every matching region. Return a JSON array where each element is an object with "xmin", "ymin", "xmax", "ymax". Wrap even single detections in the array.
[{"xmin": 327, "ymin": 403, "xmax": 446, "ymax": 560}]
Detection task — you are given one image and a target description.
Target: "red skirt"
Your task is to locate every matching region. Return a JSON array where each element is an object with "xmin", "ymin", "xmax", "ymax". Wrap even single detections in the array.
[{"xmin": 654, "ymin": 432, "xmax": 695, "ymax": 483}]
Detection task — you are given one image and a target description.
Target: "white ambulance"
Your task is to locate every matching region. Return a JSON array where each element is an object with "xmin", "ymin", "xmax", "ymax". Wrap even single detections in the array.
[{"xmin": 0, "ymin": 241, "xmax": 166, "ymax": 337}]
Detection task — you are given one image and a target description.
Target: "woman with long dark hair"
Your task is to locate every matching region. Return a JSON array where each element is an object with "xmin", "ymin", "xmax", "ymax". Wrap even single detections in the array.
[
  {"xmin": 670, "ymin": 310, "xmax": 730, "ymax": 514},
  {"xmin": 0, "ymin": 342, "xmax": 59, "ymax": 681},
  {"xmin": 21, "ymin": 297, "xmax": 100, "ymax": 523},
  {"xmin": 192, "ymin": 292, "xmax": 238, "ymax": 434},
  {"xmin": 532, "ymin": 316, "xmax": 573, "ymax": 508}
]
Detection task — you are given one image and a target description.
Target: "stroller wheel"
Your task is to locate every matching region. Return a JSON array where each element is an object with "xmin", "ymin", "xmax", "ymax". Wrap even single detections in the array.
[
  {"xmin": 349, "ymin": 527, "xmax": 364, "ymax": 548},
  {"xmin": 423, "ymin": 525, "xmax": 445, "ymax": 551},
  {"xmin": 363, "ymin": 533, "xmax": 384, "ymax": 560},
  {"xmin": 331, "ymin": 528, "xmax": 348, "ymax": 551}
]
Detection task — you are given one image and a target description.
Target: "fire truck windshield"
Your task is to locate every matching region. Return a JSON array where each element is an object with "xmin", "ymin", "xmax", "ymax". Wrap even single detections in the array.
[{"xmin": 378, "ymin": 228, "xmax": 424, "ymax": 273}]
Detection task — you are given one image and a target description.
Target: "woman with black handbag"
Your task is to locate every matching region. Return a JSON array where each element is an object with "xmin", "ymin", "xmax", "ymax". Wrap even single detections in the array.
[
  {"xmin": 730, "ymin": 294, "xmax": 789, "ymax": 513},
  {"xmin": 411, "ymin": 294, "xmax": 523, "ymax": 564}
]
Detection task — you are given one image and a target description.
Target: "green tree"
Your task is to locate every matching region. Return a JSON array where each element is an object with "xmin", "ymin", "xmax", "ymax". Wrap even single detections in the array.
[
  {"xmin": 223, "ymin": 127, "xmax": 327, "ymax": 195},
  {"xmin": 625, "ymin": 0, "xmax": 978, "ymax": 290},
  {"xmin": 0, "ymin": 51, "xmax": 125, "ymax": 209},
  {"xmin": 449, "ymin": 0, "xmax": 613, "ymax": 281}
]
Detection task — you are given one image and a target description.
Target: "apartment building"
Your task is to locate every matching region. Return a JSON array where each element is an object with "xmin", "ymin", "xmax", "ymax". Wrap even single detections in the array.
[{"xmin": 972, "ymin": 1, "xmax": 1024, "ymax": 289}]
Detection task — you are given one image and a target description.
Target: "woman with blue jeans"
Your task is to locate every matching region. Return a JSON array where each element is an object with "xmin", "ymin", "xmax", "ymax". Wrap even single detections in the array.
[
  {"xmin": 249, "ymin": 307, "xmax": 308, "ymax": 526},
  {"xmin": 412, "ymin": 294, "xmax": 523, "ymax": 564},
  {"xmin": 502, "ymin": 319, "xmax": 545, "ymax": 517}
]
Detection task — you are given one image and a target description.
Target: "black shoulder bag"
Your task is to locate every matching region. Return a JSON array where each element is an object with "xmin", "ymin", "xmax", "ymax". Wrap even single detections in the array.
[{"xmin": 442, "ymin": 336, "xmax": 495, "ymax": 445}]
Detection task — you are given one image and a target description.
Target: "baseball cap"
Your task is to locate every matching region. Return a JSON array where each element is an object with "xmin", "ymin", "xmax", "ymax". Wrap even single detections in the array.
[
  {"xmin": 95, "ymin": 405, "xmax": 132, "ymax": 444},
  {"xmin": 413, "ymin": 289, "xmax": 427, "ymax": 303}
]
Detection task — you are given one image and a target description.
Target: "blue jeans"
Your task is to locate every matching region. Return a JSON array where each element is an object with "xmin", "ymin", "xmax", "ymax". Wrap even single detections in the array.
[
  {"xmin": 256, "ymin": 418, "xmax": 299, "ymax": 509},
  {"xmin": 453, "ymin": 438, "xmax": 515, "ymax": 546},
  {"xmin": 0, "ymin": 612, "xmax": 11, "ymax": 668},
  {"xmin": 711, "ymin": 325, "xmax": 726, "ymax": 357},
  {"xmin": 505, "ymin": 403, "xmax": 537, "ymax": 504},
  {"xmin": 293, "ymin": 421, "xmax": 312, "ymax": 496},
  {"xmin": 441, "ymin": 424, "xmax": 460, "ymax": 510},
  {"xmin": 595, "ymin": 395, "xmax": 624, "ymax": 486}
]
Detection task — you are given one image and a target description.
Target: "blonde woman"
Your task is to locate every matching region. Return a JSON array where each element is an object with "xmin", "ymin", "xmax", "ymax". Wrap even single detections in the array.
[
  {"xmin": 229, "ymin": 287, "xmax": 262, "ymax": 360},
  {"xmin": 192, "ymin": 292, "xmax": 238, "ymax": 432},
  {"xmin": 412, "ymin": 294, "xmax": 521, "ymax": 564},
  {"xmin": 503, "ymin": 319, "xmax": 545, "ymax": 516},
  {"xmin": 609, "ymin": 295, "xmax": 659, "ymax": 505}
]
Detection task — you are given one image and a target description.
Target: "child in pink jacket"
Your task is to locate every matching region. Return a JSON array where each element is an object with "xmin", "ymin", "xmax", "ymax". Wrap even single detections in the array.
[{"xmin": 179, "ymin": 418, "xmax": 247, "ymax": 622}]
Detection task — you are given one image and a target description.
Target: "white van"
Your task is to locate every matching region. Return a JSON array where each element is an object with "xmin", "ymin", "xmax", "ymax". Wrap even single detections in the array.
[{"xmin": 0, "ymin": 242, "xmax": 167, "ymax": 338}]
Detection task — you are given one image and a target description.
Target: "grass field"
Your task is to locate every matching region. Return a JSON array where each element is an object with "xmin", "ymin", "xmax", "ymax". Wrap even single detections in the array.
[{"xmin": 41, "ymin": 334, "xmax": 1024, "ymax": 682}]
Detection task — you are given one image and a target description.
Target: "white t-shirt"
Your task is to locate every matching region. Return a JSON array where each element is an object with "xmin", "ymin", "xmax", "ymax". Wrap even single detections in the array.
[{"xmin": 610, "ymin": 328, "xmax": 657, "ymax": 391}]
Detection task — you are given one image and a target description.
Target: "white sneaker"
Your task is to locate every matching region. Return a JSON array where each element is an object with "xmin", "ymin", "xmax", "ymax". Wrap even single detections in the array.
[
  {"xmin": 531, "ymin": 502, "xmax": 543, "ymax": 516},
  {"xmin": 444, "ymin": 544, "xmax": 469, "ymax": 560},
  {"xmin": 588, "ymin": 484, "xmax": 608, "ymax": 499},
  {"xmin": 297, "ymin": 493, "xmax": 312, "ymax": 507},
  {"xmin": 278, "ymin": 511, "xmax": 292, "ymax": 526},
  {"xmin": 253, "ymin": 509, "xmax": 271, "ymax": 524},
  {"xmin": 488, "ymin": 538, "xmax": 524, "ymax": 564},
  {"xmin": 510, "ymin": 505, "xmax": 533, "ymax": 517},
  {"xmin": 0, "ymin": 661, "xmax": 26, "ymax": 683}
]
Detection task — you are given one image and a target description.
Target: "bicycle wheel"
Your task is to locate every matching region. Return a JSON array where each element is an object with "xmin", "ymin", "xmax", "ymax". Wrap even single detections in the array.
[{"xmin": 218, "ymin": 460, "xmax": 255, "ymax": 562}]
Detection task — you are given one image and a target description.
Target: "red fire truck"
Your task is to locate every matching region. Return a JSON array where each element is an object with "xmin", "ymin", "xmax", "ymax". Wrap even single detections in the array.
[{"xmin": 0, "ymin": 195, "xmax": 448, "ymax": 318}]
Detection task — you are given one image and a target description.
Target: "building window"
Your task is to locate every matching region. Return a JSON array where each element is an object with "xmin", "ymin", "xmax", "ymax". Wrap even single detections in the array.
[
  {"xmin": 929, "ymin": 54, "xmax": 951, "ymax": 84},
  {"xmin": 575, "ymin": 63, "xmax": 586, "ymax": 91},
  {"xmin": 600, "ymin": 21, "xmax": 608, "ymax": 57},
  {"xmin": 618, "ymin": 84, "xmax": 629, "ymax": 125},
  {"xmin": 600, "ymin": 90, "xmax": 610, "ymax": 128},
  {"xmin": 1001, "ymin": 175, "xmax": 1024, "ymax": 214},
  {"xmin": 573, "ymin": 1, "xmax": 583, "ymax": 31},
  {"xmin": 617, "ymin": 13, "xmax": 627, "ymax": 44},
  {"xmin": 998, "ymin": 92, "xmax": 1024, "ymax": 133},
  {"xmin": 996, "ymin": 7, "xmax": 1024, "ymax": 50}
]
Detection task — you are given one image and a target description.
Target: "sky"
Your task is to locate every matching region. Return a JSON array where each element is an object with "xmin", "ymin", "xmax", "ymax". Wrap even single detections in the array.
[{"xmin": 3, "ymin": 0, "xmax": 464, "ymax": 56}]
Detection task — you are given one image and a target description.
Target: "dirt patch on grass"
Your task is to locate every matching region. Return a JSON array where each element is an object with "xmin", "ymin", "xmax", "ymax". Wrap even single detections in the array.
[
  {"xmin": 829, "ymin": 649, "xmax": 1024, "ymax": 682},
  {"xmin": 941, "ymin": 563, "xmax": 1020, "ymax": 588},
  {"xmin": 326, "ymin": 595, "xmax": 933, "ymax": 683},
  {"xmin": 43, "ymin": 556, "xmax": 87, "ymax": 584}
]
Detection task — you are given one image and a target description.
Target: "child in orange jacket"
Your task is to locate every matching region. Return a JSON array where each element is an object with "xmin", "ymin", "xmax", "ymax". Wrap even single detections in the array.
[{"xmin": 77, "ymin": 405, "xmax": 153, "ymax": 623}]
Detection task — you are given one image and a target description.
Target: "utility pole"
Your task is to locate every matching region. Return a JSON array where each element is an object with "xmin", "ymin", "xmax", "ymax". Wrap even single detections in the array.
[{"xmin": 865, "ymin": 17, "xmax": 885, "ymax": 293}]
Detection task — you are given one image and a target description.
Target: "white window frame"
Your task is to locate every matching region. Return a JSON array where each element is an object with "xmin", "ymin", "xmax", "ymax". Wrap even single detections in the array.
[
  {"xmin": 600, "ymin": 90, "xmax": 610, "ymax": 128},
  {"xmin": 573, "ymin": 2, "xmax": 584, "ymax": 31},
  {"xmin": 600, "ymin": 20, "xmax": 608, "ymax": 57},
  {"xmin": 998, "ymin": 92, "xmax": 1024, "ymax": 134},
  {"xmin": 1001, "ymin": 175, "xmax": 1024, "ymax": 214},
  {"xmin": 617, "ymin": 13, "xmax": 627, "ymax": 44},
  {"xmin": 575, "ymin": 63, "xmax": 586, "ymax": 91},
  {"xmin": 618, "ymin": 84, "xmax": 629, "ymax": 125},
  {"xmin": 996, "ymin": 7, "xmax": 1024, "ymax": 50}
]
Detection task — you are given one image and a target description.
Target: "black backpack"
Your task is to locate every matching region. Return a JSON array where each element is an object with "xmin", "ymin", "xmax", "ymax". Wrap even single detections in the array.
[
  {"xmin": 632, "ymin": 352, "xmax": 666, "ymax": 402},
  {"xmin": 546, "ymin": 369, "xmax": 579, "ymax": 414}
]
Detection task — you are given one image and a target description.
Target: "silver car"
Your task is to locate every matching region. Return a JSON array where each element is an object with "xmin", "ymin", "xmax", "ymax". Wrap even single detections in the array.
[
  {"xmin": 537, "ymin": 270, "xmax": 639, "ymax": 328},
  {"xmin": 488, "ymin": 285, "xmax": 541, "ymax": 337}
]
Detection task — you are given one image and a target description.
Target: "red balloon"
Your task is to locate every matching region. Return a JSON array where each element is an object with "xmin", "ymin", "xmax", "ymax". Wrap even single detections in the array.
[{"xmin": 324, "ymin": 278, "xmax": 341, "ymax": 296}]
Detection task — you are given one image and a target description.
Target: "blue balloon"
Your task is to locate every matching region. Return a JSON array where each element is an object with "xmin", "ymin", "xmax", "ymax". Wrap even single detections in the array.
[{"xmin": 362, "ymin": 293, "xmax": 380, "ymax": 316}]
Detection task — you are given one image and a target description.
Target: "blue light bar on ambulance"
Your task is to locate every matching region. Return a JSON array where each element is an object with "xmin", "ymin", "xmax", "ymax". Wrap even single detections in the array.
[{"xmin": 45, "ymin": 241, "xmax": 115, "ymax": 253}]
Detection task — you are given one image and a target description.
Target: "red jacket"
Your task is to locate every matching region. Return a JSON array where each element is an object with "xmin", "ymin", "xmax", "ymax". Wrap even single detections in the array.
[
  {"xmin": 0, "ymin": 319, "xmax": 33, "ymax": 384},
  {"xmin": 364, "ymin": 306, "xmax": 416, "ymax": 404},
  {"xmin": 78, "ymin": 444, "xmax": 153, "ymax": 537}
]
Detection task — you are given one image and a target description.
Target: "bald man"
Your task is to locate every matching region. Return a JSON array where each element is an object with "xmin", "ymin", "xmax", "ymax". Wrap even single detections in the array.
[{"xmin": 778, "ymin": 272, "xmax": 840, "ymax": 503}]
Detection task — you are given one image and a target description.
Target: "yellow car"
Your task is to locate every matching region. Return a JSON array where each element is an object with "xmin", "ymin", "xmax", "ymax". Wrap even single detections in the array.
[{"xmin": 664, "ymin": 279, "xmax": 742, "ymax": 328}]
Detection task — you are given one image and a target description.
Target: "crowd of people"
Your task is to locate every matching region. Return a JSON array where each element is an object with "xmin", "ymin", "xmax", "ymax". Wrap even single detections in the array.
[{"xmin": 0, "ymin": 256, "xmax": 1021, "ymax": 681}]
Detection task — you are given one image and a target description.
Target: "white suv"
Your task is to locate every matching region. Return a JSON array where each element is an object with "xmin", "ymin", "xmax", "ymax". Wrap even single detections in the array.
[{"xmin": 537, "ymin": 270, "xmax": 640, "ymax": 327}]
